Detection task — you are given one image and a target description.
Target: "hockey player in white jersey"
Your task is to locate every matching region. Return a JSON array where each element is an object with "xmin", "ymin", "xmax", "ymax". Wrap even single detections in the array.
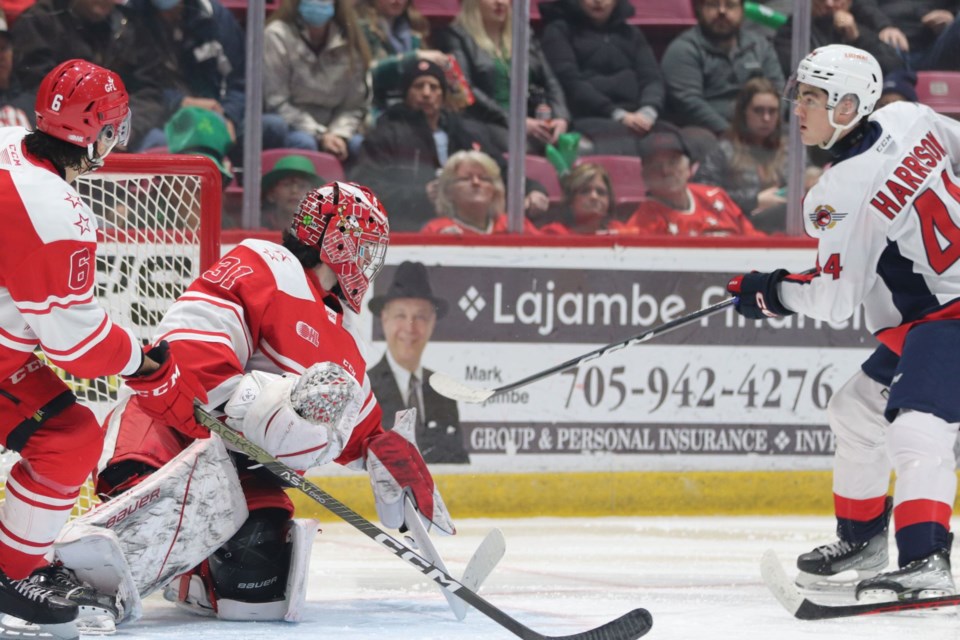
[
  {"xmin": 47, "ymin": 180, "xmax": 456, "ymax": 627},
  {"xmin": 0, "ymin": 59, "xmax": 206, "ymax": 630},
  {"xmin": 727, "ymin": 44, "xmax": 960, "ymax": 602}
]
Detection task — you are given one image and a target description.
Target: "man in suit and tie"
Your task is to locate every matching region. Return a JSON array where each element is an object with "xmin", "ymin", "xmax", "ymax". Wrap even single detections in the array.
[{"xmin": 368, "ymin": 261, "xmax": 470, "ymax": 464}]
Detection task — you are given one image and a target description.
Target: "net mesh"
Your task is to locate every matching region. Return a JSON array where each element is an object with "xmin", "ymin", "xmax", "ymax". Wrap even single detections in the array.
[{"xmin": 0, "ymin": 155, "xmax": 220, "ymax": 516}]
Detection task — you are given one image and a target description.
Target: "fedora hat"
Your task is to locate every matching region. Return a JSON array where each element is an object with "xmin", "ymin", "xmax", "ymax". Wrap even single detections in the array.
[{"xmin": 368, "ymin": 261, "xmax": 448, "ymax": 319}]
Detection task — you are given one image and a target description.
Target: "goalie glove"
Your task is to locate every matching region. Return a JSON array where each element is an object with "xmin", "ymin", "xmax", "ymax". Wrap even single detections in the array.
[
  {"xmin": 365, "ymin": 410, "xmax": 455, "ymax": 536},
  {"xmin": 224, "ymin": 363, "xmax": 364, "ymax": 472},
  {"xmin": 123, "ymin": 341, "xmax": 208, "ymax": 439}
]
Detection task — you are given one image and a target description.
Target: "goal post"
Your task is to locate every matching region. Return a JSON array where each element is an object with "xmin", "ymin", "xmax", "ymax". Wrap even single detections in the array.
[{"xmin": 0, "ymin": 153, "xmax": 223, "ymax": 512}]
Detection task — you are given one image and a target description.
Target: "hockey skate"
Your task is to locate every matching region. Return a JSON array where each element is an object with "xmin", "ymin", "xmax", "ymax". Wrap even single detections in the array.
[
  {"xmin": 0, "ymin": 565, "xmax": 78, "ymax": 640},
  {"xmin": 795, "ymin": 501, "xmax": 891, "ymax": 591},
  {"xmin": 855, "ymin": 548, "xmax": 956, "ymax": 603},
  {"xmin": 29, "ymin": 564, "xmax": 121, "ymax": 635}
]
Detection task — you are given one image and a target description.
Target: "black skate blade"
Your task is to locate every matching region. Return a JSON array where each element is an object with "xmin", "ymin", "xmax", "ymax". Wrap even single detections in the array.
[{"xmin": 0, "ymin": 615, "xmax": 78, "ymax": 640}]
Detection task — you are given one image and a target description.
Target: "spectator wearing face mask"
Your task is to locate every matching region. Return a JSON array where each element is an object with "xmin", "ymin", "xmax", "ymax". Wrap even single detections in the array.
[{"xmin": 262, "ymin": 0, "xmax": 372, "ymax": 163}]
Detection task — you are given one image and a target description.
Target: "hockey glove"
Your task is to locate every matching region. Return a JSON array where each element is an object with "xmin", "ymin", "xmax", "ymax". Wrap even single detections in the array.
[
  {"xmin": 726, "ymin": 269, "xmax": 795, "ymax": 319},
  {"xmin": 124, "ymin": 341, "xmax": 208, "ymax": 439},
  {"xmin": 365, "ymin": 426, "xmax": 455, "ymax": 536},
  {"xmin": 224, "ymin": 363, "xmax": 364, "ymax": 472}
]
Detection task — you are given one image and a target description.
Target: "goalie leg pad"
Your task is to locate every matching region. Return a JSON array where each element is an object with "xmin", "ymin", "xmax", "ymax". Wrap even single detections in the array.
[
  {"xmin": 214, "ymin": 517, "xmax": 319, "ymax": 622},
  {"xmin": 57, "ymin": 434, "xmax": 248, "ymax": 605}
]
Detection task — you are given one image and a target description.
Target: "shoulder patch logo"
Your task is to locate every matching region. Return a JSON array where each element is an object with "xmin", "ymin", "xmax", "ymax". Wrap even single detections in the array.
[
  {"xmin": 810, "ymin": 204, "xmax": 848, "ymax": 231},
  {"xmin": 296, "ymin": 321, "xmax": 320, "ymax": 347}
]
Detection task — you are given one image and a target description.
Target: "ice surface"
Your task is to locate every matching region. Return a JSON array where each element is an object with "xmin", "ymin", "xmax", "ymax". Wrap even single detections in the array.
[{"xmin": 119, "ymin": 516, "xmax": 960, "ymax": 639}]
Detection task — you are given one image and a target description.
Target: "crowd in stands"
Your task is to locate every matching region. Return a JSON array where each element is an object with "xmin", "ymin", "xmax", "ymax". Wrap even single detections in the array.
[{"xmin": 1, "ymin": 0, "xmax": 958, "ymax": 235}]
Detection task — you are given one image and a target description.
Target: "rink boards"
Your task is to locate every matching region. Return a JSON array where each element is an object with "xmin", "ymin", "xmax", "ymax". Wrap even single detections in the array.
[{"xmin": 280, "ymin": 240, "xmax": 884, "ymax": 519}]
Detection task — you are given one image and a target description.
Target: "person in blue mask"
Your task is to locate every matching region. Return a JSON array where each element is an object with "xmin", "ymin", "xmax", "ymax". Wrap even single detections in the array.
[{"xmin": 263, "ymin": 0, "xmax": 372, "ymax": 162}]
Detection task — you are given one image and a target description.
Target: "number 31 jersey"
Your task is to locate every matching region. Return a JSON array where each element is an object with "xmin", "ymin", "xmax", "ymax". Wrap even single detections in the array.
[{"xmin": 780, "ymin": 101, "xmax": 960, "ymax": 353}]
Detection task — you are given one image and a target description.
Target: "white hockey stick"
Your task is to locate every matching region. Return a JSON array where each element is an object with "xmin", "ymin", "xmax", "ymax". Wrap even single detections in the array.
[
  {"xmin": 430, "ymin": 297, "xmax": 736, "ymax": 403},
  {"xmin": 403, "ymin": 498, "xmax": 505, "ymax": 620}
]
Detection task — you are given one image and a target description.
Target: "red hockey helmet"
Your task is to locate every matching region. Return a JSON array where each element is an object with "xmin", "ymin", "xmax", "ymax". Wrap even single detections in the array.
[
  {"xmin": 292, "ymin": 182, "xmax": 390, "ymax": 313},
  {"xmin": 35, "ymin": 59, "xmax": 131, "ymax": 161}
]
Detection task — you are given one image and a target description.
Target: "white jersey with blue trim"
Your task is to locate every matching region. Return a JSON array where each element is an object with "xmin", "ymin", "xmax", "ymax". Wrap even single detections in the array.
[{"xmin": 779, "ymin": 101, "xmax": 960, "ymax": 348}]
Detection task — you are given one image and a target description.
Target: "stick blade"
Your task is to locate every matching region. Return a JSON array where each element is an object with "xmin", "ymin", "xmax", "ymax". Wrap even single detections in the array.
[
  {"xmin": 557, "ymin": 608, "xmax": 652, "ymax": 640},
  {"xmin": 461, "ymin": 528, "xmax": 505, "ymax": 593},
  {"xmin": 760, "ymin": 549, "xmax": 806, "ymax": 618},
  {"xmin": 428, "ymin": 371, "xmax": 495, "ymax": 403}
]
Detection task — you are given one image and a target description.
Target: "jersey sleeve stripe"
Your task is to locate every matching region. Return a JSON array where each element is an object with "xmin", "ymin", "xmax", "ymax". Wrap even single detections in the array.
[
  {"xmin": 162, "ymin": 295, "xmax": 253, "ymax": 363},
  {"xmin": 0, "ymin": 326, "xmax": 37, "ymax": 347},
  {"xmin": 260, "ymin": 339, "xmax": 305, "ymax": 374},
  {"xmin": 39, "ymin": 314, "xmax": 112, "ymax": 358},
  {"xmin": 158, "ymin": 329, "xmax": 236, "ymax": 350},
  {"xmin": 356, "ymin": 390, "xmax": 376, "ymax": 423},
  {"xmin": 16, "ymin": 291, "xmax": 95, "ymax": 315}
]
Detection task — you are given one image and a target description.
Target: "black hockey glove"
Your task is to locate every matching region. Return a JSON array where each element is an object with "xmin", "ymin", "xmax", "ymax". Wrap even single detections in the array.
[{"xmin": 726, "ymin": 269, "xmax": 795, "ymax": 319}]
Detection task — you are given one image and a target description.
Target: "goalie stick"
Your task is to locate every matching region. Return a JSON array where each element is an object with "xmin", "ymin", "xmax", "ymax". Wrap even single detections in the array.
[
  {"xmin": 403, "ymin": 496, "xmax": 505, "ymax": 620},
  {"xmin": 761, "ymin": 549, "xmax": 960, "ymax": 619},
  {"xmin": 194, "ymin": 407, "xmax": 653, "ymax": 640},
  {"xmin": 430, "ymin": 297, "xmax": 736, "ymax": 403}
]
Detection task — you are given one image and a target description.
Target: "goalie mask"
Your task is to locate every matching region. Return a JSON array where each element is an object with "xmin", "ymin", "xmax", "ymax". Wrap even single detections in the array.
[
  {"xmin": 291, "ymin": 182, "xmax": 390, "ymax": 313},
  {"xmin": 35, "ymin": 59, "xmax": 132, "ymax": 169},
  {"xmin": 786, "ymin": 44, "xmax": 882, "ymax": 149}
]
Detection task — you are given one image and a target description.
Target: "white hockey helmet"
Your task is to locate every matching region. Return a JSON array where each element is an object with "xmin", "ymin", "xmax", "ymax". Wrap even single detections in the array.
[{"xmin": 791, "ymin": 44, "xmax": 883, "ymax": 149}]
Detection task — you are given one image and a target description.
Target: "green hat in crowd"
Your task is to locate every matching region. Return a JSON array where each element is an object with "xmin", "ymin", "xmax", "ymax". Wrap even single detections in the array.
[
  {"xmin": 262, "ymin": 155, "xmax": 324, "ymax": 193},
  {"xmin": 164, "ymin": 106, "xmax": 233, "ymax": 180}
]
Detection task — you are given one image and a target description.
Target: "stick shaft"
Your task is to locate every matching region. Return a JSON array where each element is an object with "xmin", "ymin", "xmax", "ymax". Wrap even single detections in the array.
[
  {"xmin": 194, "ymin": 409, "xmax": 651, "ymax": 640},
  {"xmin": 490, "ymin": 297, "xmax": 735, "ymax": 396}
]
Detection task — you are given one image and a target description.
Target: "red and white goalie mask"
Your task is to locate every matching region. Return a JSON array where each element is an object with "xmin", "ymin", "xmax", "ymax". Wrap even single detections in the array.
[{"xmin": 291, "ymin": 181, "xmax": 390, "ymax": 313}]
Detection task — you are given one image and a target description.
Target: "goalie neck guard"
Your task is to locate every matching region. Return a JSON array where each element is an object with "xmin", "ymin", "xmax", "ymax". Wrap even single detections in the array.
[{"xmin": 291, "ymin": 182, "xmax": 390, "ymax": 313}]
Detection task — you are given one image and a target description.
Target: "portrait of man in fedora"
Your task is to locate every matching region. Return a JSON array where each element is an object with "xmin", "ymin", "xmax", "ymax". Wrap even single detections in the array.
[{"xmin": 368, "ymin": 261, "xmax": 469, "ymax": 464}]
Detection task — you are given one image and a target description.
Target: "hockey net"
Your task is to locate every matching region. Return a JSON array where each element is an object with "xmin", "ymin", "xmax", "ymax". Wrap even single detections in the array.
[{"xmin": 0, "ymin": 154, "xmax": 222, "ymax": 516}]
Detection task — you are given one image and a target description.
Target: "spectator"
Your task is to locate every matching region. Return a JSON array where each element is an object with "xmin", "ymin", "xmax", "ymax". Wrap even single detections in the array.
[
  {"xmin": 0, "ymin": 10, "xmax": 31, "ymax": 127},
  {"xmin": 368, "ymin": 261, "xmax": 469, "ymax": 464},
  {"xmin": 164, "ymin": 106, "xmax": 233, "ymax": 228},
  {"xmin": 660, "ymin": 0, "xmax": 784, "ymax": 136},
  {"xmin": 10, "ymin": 0, "xmax": 166, "ymax": 150},
  {"xmin": 421, "ymin": 149, "xmax": 541, "ymax": 234},
  {"xmin": 434, "ymin": 0, "xmax": 569, "ymax": 155},
  {"xmin": 548, "ymin": 162, "xmax": 620, "ymax": 234},
  {"xmin": 357, "ymin": 0, "xmax": 448, "ymax": 116},
  {"xmin": 260, "ymin": 154, "xmax": 324, "ymax": 230},
  {"xmin": 877, "ymin": 67, "xmax": 918, "ymax": 108},
  {"xmin": 873, "ymin": 0, "xmax": 960, "ymax": 71},
  {"xmin": 696, "ymin": 77, "xmax": 788, "ymax": 233},
  {"xmin": 624, "ymin": 124, "xmax": 762, "ymax": 237},
  {"xmin": 539, "ymin": 0, "xmax": 665, "ymax": 156},
  {"xmin": 125, "ymin": 0, "xmax": 245, "ymax": 151},
  {"xmin": 774, "ymin": 0, "xmax": 904, "ymax": 76},
  {"xmin": 350, "ymin": 58, "xmax": 505, "ymax": 230},
  {"xmin": 263, "ymin": 0, "xmax": 371, "ymax": 162}
]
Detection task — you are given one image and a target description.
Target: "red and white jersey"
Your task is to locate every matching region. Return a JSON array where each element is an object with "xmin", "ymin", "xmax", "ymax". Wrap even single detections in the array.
[
  {"xmin": 780, "ymin": 102, "xmax": 960, "ymax": 353},
  {"xmin": 156, "ymin": 239, "xmax": 384, "ymax": 465},
  {"xmin": 0, "ymin": 127, "xmax": 141, "ymax": 380},
  {"xmin": 421, "ymin": 213, "xmax": 542, "ymax": 235},
  {"xmin": 624, "ymin": 184, "xmax": 762, "ymax": 237}
]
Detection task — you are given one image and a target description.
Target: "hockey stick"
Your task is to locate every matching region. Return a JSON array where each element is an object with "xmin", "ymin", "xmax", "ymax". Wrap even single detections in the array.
[
  {"xmin": 430, "ymin": 297, "xmax": 736, "ymax": 403},
  {"xmin": 194, "ymin": 408, "xmax": 653, "ymax": 640},
  {"xmin": 761, "ymin": 549, "xmax": 960, "ymax": 619}
]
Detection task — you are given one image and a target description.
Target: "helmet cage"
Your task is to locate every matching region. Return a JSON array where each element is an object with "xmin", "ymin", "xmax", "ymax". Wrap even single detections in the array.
[{"xmin": 292, "ymin": 182, "xmax": 390, "ymax": 313}]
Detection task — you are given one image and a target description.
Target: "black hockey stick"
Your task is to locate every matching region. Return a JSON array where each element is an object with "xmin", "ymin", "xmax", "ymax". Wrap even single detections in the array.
[
  {"xmin": 194, "ymin": 408, "xmax": 653, "ymax": 640},
  {"xmin": 430, "ymin": 296, "xmax": 736, "ymax": 403},
  {"xmin": 761, "ymin": 549, "xmax": 960, "ymax": 619}
]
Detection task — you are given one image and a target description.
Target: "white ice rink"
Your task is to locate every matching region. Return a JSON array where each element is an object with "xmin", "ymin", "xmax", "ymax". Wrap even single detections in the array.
[{"xmin": 105, "ymin": 515, "xmax": 960, "ymax": 640}]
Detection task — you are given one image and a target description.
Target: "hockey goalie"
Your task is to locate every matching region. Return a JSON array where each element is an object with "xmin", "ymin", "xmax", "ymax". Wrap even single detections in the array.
[{"xmin": 45, "ymin": 181, "xmax": 455, "ymax": 631}]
